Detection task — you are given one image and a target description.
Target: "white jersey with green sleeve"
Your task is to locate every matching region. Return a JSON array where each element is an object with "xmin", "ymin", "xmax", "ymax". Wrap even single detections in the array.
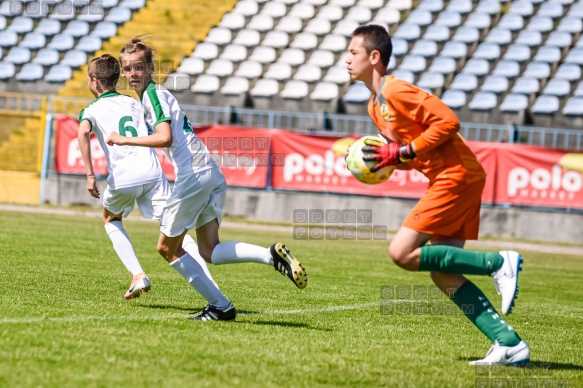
[
  {"xmin": 79, "ymin": 91, "xmax": 164, "ymax": 190},
  {"xmin": 140, "ymin": 81, "xmax": 217, "ymax": 179}
]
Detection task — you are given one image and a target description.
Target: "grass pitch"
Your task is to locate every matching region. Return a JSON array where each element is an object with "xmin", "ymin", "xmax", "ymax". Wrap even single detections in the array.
[{"xmin": 0, "ymin": 209, "xmax": 582, "ymax": 387}]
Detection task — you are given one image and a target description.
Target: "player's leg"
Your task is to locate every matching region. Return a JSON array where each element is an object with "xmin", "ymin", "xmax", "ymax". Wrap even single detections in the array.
[{"xmin": 102, "ymin": 186, "xmax": 150, "ymax": 300}]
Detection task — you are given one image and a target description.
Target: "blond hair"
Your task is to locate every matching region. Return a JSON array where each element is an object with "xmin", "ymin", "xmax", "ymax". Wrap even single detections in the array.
[{"xmin": 120, "ymin": 35, "xmax": 157, "ymax": 65}]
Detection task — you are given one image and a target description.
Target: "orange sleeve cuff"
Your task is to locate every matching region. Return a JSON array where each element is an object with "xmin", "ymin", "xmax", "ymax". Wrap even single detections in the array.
[{"xmin": 412, "ymin": 136, "xmax": 431, "ymax": 154}]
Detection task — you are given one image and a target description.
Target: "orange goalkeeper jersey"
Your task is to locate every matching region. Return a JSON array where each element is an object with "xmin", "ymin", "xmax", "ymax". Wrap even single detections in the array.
[{"xmin": 367, "ymin": 75, "xmax": 486, "ymax": 184}]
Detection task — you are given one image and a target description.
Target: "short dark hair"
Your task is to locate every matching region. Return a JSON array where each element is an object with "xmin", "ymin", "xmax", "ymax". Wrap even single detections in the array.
[
  {"xmin": 88, "ymin": 54, "xmax": 120, "ymax": 87},
  {"xmin": 352, "ymin": 25, "xmax": 393, "ymax": 69}
]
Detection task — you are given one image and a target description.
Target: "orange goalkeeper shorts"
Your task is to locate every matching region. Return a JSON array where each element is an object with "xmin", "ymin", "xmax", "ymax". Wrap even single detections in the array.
[{"xmin": 402, "ymin": 178, "xmax": 486, "ymax": 241}]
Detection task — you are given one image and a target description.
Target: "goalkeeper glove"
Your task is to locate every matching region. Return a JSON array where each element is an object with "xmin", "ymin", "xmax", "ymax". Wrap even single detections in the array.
[{"xmin": 362, "ymin": 138, "xmax": 416, "ymax": 172}]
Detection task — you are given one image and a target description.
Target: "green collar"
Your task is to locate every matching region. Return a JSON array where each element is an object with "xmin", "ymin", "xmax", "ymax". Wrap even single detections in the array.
[{"xmin": 139, "ymin": 79, "xmax": 156, "ymax": 102}]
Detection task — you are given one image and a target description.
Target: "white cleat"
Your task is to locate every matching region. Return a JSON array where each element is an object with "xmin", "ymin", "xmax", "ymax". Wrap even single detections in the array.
[
  {"xmin": 124, "ymin": 275, "xmax": 151, "ymax": 300},
  {"xmin": 492, "ymin": 251, "xmax": 523, "ymax": 315},
  {"xmin": 469, "ymin": 340, "xmax": 530, "ymax": 366}
]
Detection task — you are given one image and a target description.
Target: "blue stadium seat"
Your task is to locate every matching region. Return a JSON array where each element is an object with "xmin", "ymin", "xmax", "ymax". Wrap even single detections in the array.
[
  {"xmin": 35, "ymin": 19, "xmax": 61, "ymax": 36},
  {"xmin": 498, "ymin": 14, "xmax": 524, "ymax": 31},
  {"xmin": 523, "ymin": 62, "xmax": 551, "ymax": 79},
  {"xmin": 8, "ymin": 16, "xmax": 34, "ymax": 34},
  {"xmin": 555, "ymin": 63, "xmax": 581, "ymax": 82},
  {"xmin": 76, "ymin": 36, "xmax": 103, "ymax": 53},
  {"xmin": 121, "ymin": 0, "xmax": 146, "ymax": 10},
  {"xmin": 534, "ymin": 46, "xmax": 562, "ymax": 64},
  {"xmin": 515, "ymin": 30, "xmax": 542, "ymax": 47},
  {"xmin": 0, "ymin": 61, "xmax": 16, "ymax": 80},
  {"xmin": 392, "ymin": 38, "xmax": 408, "ymax": 57},
  {"xmin": 417, "ymin": 0, "xmax": 444, "ymax": 13},
  {"xmin": 78, "ymin": 4, "xmax": 106, "ymax": 22},
  {"xmin": 394, "ymin": 23, "xmax": 421, "ymax": 41},
  {"xmin": 537, "ymin": 2, "xmax": 564, "ymax": 19},
  {"xmin": 464, "ymin": 13, "xmax": 491, "ymax": 29},
  {"xmin": 407, "ymin": 9, "xmax": 433, "ymax": 26},
  {"xmin": 105, "ymin": 7, "xmax": 132, "ymax": 24},
  {"xmin": 452, "ymin": 26, "xmax": 480, "ymax": 44},
  {"xmin": 373, "ymin": 7, "xmax": 400, "ymax": 25},
  {"xmin": 48, "ymin": 33, "xmax": 75, "ymax": 51},
  {"xmin": 485, "ymin": 28, "xmax": 512, "ymax": 45},
  {"xmin": 473, "ymin": 42, "xmax": 501, "ymax": 61},
  {"xmin": 565, "ymin": 48, "xmax": 583, "ymax": 65},
  {"xmin": 526, "ymin": 16, "xmax": 553, "ymax": 33},
  {"xmin": 435, "ymin": 11, "xmax": 462, "ymax": 28},
  {"xmin": 475, "ymin": 1, "xmax": 500, "ymax": 15},
  {"xmin": 440, "ymin": 41, "xmax": 467, "ymax": 59},
  {"xmin": 461, "ymin": 58, "xmax": 489, "ymax": 77},
  {"xmin": 20, "ymin": 32, "xmax": 46, "ymax": 50},
  {"xmin": 33, "ymin": 48, "xmax": 59, "ymax": 66},
  {"xmin": 417, "ymin": 72, "xmax": 445, "ymax": 91},
  {"xmin": 446, "ymin": 0, "xmax": 471, "ymax": 14},
  {"xmin": 411, "ymin": 40, "xmax": 438, "ymax": 58},
  {"xmin": 5, "ymin": 47, "xmax": 31, "ymax": 65},
  {"xmin": 428, "ymin": 57, "xmax": 456, "ymax": 74},
  {"xmin": 546, "ymin": 31, "xmax": 572, "ymax": 48},
  {"xmin": 423, "ymin": 25, "xmax": 450, "ymax": 42},
  {"xmin": 557, "ymin": 17, "xmax": 583, "ymax": 34},
  {"xmin": 23, "ymin": 2, "xmax": 50, "ymax": 19},
  {"xmin": 63, "ymin": 20, "xmax": 89, "ymax": 38},
  {"xmin": 16, "ymin": 63, "xmax": 44, "ymax": 81},
  {"xmin": 399, "ymin": 55, "xmax": 426, "ymax": 73},
  {"xmin": 492, "ymin": 60, "xmax": 520, "ymax": 78},
  {"xmin": 509, "ymin": 1, "xmax": 534, "ymax": 17},
  {"xmin": 503, "ymin": 44, "xmax": 531, "ymax": 63},
  {"xmin": 49, "ymin": 3, "xmax": 76, "ymax": 21},
  {"xmin": 574, "ymin": 81, "xmax": 583, "ymax": 97}
]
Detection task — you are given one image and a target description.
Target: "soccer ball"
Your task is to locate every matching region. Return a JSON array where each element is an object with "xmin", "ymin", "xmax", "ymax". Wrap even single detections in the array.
[{"xmin": 345, "ymin": 135, "xmax": 396, "ymax": 185}]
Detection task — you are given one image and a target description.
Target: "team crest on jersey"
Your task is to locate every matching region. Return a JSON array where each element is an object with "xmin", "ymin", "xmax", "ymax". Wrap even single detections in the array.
[{"xmin": 380, "ymin": 103, "xmax": 394, "ymax": 122}]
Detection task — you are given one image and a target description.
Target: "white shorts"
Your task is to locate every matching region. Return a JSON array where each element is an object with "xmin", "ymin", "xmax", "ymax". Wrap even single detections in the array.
[
  {"xmin": 160, "ymin": 167, "xmax": 226, "ymax": 237},
  {"xmin": 103, "ymin": 179, "xmax": 171, "ymax": 219}
]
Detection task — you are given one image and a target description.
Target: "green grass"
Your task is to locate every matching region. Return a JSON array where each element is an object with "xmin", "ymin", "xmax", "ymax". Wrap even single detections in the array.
[{"xmin": 0, "ymin": 210, "xmax": 582, "ymax": 387}]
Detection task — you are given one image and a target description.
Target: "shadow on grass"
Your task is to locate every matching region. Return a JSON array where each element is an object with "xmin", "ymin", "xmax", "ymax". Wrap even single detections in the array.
[
  {"xmin": 458, "ymin": 357, "xmax": 583, "ymax": 371},
  {"xmin": 238, "ymin": 320, "xmax": 332, "ymax": 331},
  {"xmin": 141, "ymin": 304, "xmax": 202, "ymax": 313}
]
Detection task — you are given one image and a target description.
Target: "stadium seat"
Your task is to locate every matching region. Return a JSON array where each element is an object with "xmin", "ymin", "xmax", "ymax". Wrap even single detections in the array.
[
  {"xmin": 481, "ymin": 75, "xmax": 509, "ymax": 94},
  {"xmin": 50, "ymin": 3, "xmax": 76, "ymax": 21},
  {"xmin": 0, "ymin": 2, "xmax": 20, "ymax": 17},
  {"xmin": 324, "ymin": 66, "xmax": 350, "ymax": 84},
  {"xmin": 411, "ymin": 40, "xmax": 438, "ymax": 58},
  {"xmin": 281, "ymin": 80, "xmax": 309, "ymax": 99},
  {"xmin": 330, "ymin": 0, "xmax": 356, "ymax": 7},
  {"xmin": 250, "ymin": 78, "xmax": 279, "ymax": 99},
  {"xmin": 34, "ymin": 19, "xmax": 61, "ymax": 36},
  {"xmin": 8, "ymin": 16, "xmax": 34, "ymax": 34},
  {"xmin": 33, "ymin": 48, "xmax": 59, "ymax": 66},
  {"xmin": 435, "ymin": 11, "xmax": 462, "ymax": 28},
  {"xmin": 441, "ymin": 89, "xmax": 466, "ymax": 109},
  {"xmin": 387, "ymin": 0, "xmax": 413, "ymax": 11},
  {"xmin": 485, "ymin": 28, "xmax": 512, "ymax": 45},
  {"xmin": 503, "ymin": 44, "xmax": 531, "ymax": 62},
  {"xmin": 248, "ymin": 15, "xmax": 274, "ymax": 32},
  {"xmin": 16, "ymin": 63, "xmax": 44, "ymax": 81},
  {"xmin": 464, "ymin": 13, "xmax": 491, "ymax": 30},
  {"xmin": 417, "ymin": 0, "xmax": 444, "ymax": 13},
  {"xmin": 498, "ymin": 14, "xmax": 524, "ymax": 31},
  {"xmin": 164, "ymin": 73, "xmax": 192, "ymax": 92},
  {"xmin": 333, "ymin": 20, "xmax": 359, "ymax": 37},
  {"xmin": 500, "ymin": 94, "xmax": 529, "ymax": 112},
  {"xmin": 207, "ymin": 28, "xmax": 232, "ymax": 46},
  {"xmin": 475, "ymin": 1, "xmax": 501, "ymax": 15},
  {"xmin": 290, "ymin": 32, "xmax": 318, "ymax": 50},
  {"xmin": 543, "ymin": 79, "xmax": 571, "ymax": 97},
  {"xmin": 563, "ymin": 97, "xmax": 583, "ymax": 116},
  {"xmin": 511, "ymin": 77, "xmax": 540, "ymax": 94},
  {"xmin": 428, "ymin": 56, "xmax": 456, "ymax": 74},
  {"xmin": 310, "ymin": 82, "xmax": 339, "ymax": 101},
  {"xmin": 191, "ymin": 75, "xmax": 220, "ymax": 93},
  {"xmin": 565, "ymin": 48, "xmax": 583, "ymax": 65},
  {"xmin": 261, "ymin": 2, "xmax": 287, "ymax": 18},
  {"xmin": 407, "ymin": 9, "xmax": 433, "ymax": 27},
  {"xmin": 177, "ymin": 57, "xmax": 204, "ymax": 75},
  {"xmin": 305, "ymin": 0, "xmax": 328, "ymax": 5},
  {"xmin": 0, "ymin": 31, "xmax": 18, "ymax": 47},
  {"xmin": 469, "ymin": 92, "xmax": 497, "ymax": 110},
  {"xmin": 473, "ymin": 42, "xmax": 501, "ymax": 61},
  {"xmin": 219, "ymin": 13, "xmax": 246, "ymax": 30},
  {"xmin": 346, "ymin": 6, "xmax": 372, "ymax": 22},
  {"xmin": 76, "ymin": 36, "xmax": 102, "ymax": 52},
  {"xmin": 531, "ymin": 95, "xmax": 559, "ymax": 114},
  {"xmin": 192, "ymin": 43, "xmax": 219, "ymax": 61},
  {"xmin": 278, "ymin": 48, "xmax": 305, "ymax": 67},
  {"xmin": 91, "ymin": 22, "xmax": 117, "ymax": 39},
  {"xmin": 265, "ymin": 62, "xmax": 293, "ymax": 81},
  {"xmin": 221, "ymin": 77, "xmax": 250, "ymax": 95},
  {"xmin": 417, "ymin": 72, "xmax": 445, "ymax": 91},
  {"xmin": 23, "ymin": 2, "xmax": 50, "ymax": 19},
  {"xmin": 358, "ymin": 0, "xmax": 384, "ymax": 9},
  {"xmin": 492, "ymin": 60, "xmax": 520, "ymax": 78},
  {"xmin": 568, "ymin": 2, "xmax": 583, "ymax": 18},
  {"xmin": 545, "ymin": 31, "xmax": 572, "ymax": 48},
  {"xmin": 276, "ymin": 16, "xmax": 303, "ymax": 34},
  {"xmin": 526, "ymin": 16, "xmax": 553, "ymax": 33},
  {"xmin": 423, "ymin": 25, "xmax": 450, "ymax": 42},
  {"xmin": 392, "ymin": 69, "xmax": 414, "ymax": 83},
  {"xmin": 392, "ymin": 38, "xmax": 408, "ymax": 57},
  {"xmin": 343, "ymin": 82, "xmax": 372, "ymax": 103},
  {"xmin": 5, "ymin": 47, "xmax": 31, "ymax": 65},
  {"xmin": 105, "ymin": 7, "xmax": 132, "ymax": 24},
  {"xmin": 537, "ymin": 2, "xmax": 563, "ymax": 18},
  {"xmin": 452, "ymin": 27, "xmax": 480, "ymax": 44},
  {"xmin": 534, "ymin": 46, "xmax": 562, "ymax": 64},
  {"xmin": 523, "ymin": 62, "xmax": 551, "ymax": 80},
  {"xmin": 248, "ymin": 46, "xmax": 276, "ymax": 64},
  {"xmin": 308, "ymin": 50, "xmax": 335, "ymax": 68},
  {"xmin": 233, "ymin": 1, "xmax": 259, "ymax": 17},
  {"xmin": 120, "ymin": 0, "xmax": 145, "ymax": 10},
  {"xmin": 440, "ymin": 41, "xmax": 467, "ymax": 59},
  {"xmin": 318, "ymin": 5, "xmax": 343, "ymax": 21},
  {"xmin": 461, "ymin": 58, "xmax": 489, "ymax": 77},
  {"xmin": 450, "ymin": 73, "xmax": 478, "ymax": 91},
  {"xmin": 295, "ymin": 64, "xmax": 321, "ymax": 83},
  {"xmin": 78, "ymin": 4, "xmax": 106, "ymax": 23},
  {"xmin": 320, "ymin": 35, "xmax": 347, "ymax": 52},
  {"xmin": 206, "ymin": 59, "xmax": 234, "ymax": 78},
  {"xmin": 515, "ymin": 30, "xmax": 542, "ymax": 48},
  {"xmin": 220, "ymin": 44, "xmax": 248, "ymax": 63},
  {"xmin": 394, "ymin": 23, "xmax": 421, "ymax": 41},
  {"xmin": 557, "ymin": 17, "xmax": 583, "ymax": 34},
  {"xmin": 235, "ymin": 60, "xmax": 263, "ymax": 79},
  {"xmin": 399, "ymin": 55, "xmax": 426, "ymax": 73},
  {"xmin": 20, "ymin": 32, "xmax": 46, "ymax": 50},
  {"xmin": 373, "ymin": 7, "xmax": 400, "ymax": 25},
  {"xmin": 509, "ymin": 1, "xmax": 534, "ymax": 16},
  {"xmin": 0, "ymin": 60, "xmax": 16, "ymax": 80},
  {"xmin": 446, "ymin": 0, "xmax": 471, "ymax": 14},
  {"xmin": 233, "ymin": 29, "xmax": 261, "ymax": 48},
  {"xmin": 555, "ymin": 63, "xmax": 581, "ymax": 81},
  {"xmin": 260, "ymin": 31, "xmax": 287, "ymax": 49},
  {"xmin": 305, "ymin": 18, "xmax": 332, "ymax": 35},
  {"xmin": 289, "ymin": 3, "xmax": 315, "ymax": 19},
  {"xmin": 63, "ymin": 20, "xmax": 89, "ymax": 37},
  {"xmin": 45, "ymin": 64, "xmax": 72, "ymax": 83},
  {"xmin": 61, "ymin": 50, "xmax": 87, "ymax": 68}
]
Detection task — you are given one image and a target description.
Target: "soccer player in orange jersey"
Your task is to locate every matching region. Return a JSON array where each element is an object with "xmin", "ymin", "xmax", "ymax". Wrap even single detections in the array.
[{"xmin": 346, "ymin": 25, "xmax": 530, "ymax": 365}]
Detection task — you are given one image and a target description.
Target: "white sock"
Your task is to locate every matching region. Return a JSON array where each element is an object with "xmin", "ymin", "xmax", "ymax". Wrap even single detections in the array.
[
  {"xmin": 170, "ymin": 253, "xmax": 231, "ymax": 309},
  {"xmin": 104, "ymin": 221, "xmax": 144, "ymax": 275},
  {"xmin": 182, "ymin": 234, "xmax": 217, "ymax": 285},
  {"xmin": 211, "ymin": 241, "xmax": 273, "ymax": 266}
]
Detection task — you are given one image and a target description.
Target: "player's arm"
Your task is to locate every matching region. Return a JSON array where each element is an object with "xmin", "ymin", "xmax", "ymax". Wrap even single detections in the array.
[
  {"xmin": 107, "ymin": 121, "xmax": 172, "ymax": 148},
  {"xmin": 77, "ymin": 120, "xmax": 100, "ymax": 199}
]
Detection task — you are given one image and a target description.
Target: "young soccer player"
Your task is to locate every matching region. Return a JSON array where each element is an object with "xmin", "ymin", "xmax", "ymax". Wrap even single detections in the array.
[
  {"xmin": 106, "ymin": 37, "xmax": 308, "ymax": 321},
  {"xmin": 78, "ymin": 54, "xmax": 228, "ymax": 307},
  {"xmin": 346, "ymin": 25, "xmax": 530, "ymax": 365}
]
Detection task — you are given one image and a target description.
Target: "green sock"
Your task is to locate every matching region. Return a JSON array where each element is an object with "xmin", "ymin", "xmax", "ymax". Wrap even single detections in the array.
[
  {"xmin": 419, "ymin": 245, "xmax": 503, "ymax": 275},
  {"xmin": 451, "ymin": 280, "xmax": 521, "ymax": 346}
]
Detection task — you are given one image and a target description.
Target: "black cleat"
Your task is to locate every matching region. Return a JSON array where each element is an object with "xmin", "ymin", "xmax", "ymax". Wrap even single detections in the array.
[
  {"xmin": 270, "ymin": 243, "xmax": 308, "ymax": 289},
  {"xmin": 189, "ymin": 303, "xmax": 237, "ymax": 321}
]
